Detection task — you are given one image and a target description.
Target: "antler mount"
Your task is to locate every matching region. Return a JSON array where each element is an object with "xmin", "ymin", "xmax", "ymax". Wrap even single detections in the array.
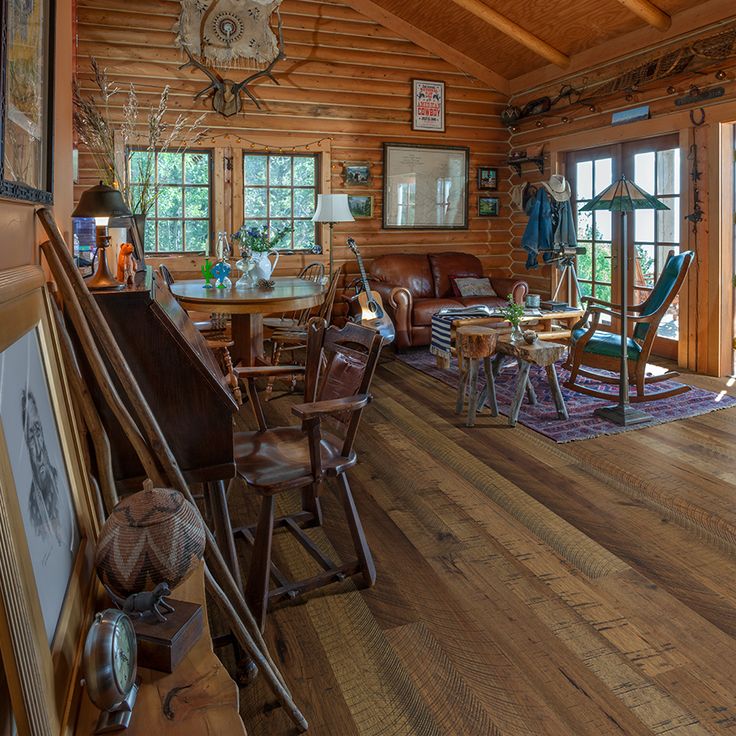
[{"xmin": 179, "ymin": 11, "xmax": 285, "ymax": 118}]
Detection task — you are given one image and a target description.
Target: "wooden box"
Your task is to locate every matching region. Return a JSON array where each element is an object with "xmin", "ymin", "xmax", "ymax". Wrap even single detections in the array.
[{"xmin": 133, "ymin": 600, "xmax": 203, "ymax": 674}]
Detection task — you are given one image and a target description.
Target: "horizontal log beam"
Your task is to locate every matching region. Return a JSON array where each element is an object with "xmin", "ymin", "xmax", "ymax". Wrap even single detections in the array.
[
  {"xmin": 615, "ymin": 0, "xmax": 671, "ymax": 30},
  {"xmin": 449, "ymin": 0, "xmax": 569, "ymax": 68}
]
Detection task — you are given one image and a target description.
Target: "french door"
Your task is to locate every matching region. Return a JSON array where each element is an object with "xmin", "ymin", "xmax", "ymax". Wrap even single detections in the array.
[{"xmin": 567, "ymin": 134, "xmax": 682, "ymax": 359}]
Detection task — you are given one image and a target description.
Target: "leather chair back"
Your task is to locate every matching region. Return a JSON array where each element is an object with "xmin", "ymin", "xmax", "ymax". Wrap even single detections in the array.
[
  {"xmin": 369, "ymin": 254, "xmax": 434, "ymax": 298},
  {"xmin": 428, "ymin": 252, "xmax": 484, "ymax": 298}
]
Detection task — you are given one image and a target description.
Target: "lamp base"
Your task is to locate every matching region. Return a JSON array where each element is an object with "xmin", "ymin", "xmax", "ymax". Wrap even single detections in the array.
[
  {"xmin": 86, "ymin": 242, "xmax": 124, "ymax": 291},
  {"xmin": 593, "ymin": 403, "xmax": 652, "ymax": 426}
]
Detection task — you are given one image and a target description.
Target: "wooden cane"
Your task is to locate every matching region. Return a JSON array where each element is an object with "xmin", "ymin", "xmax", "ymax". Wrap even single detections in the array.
[{"xmin": 37, "ymin": 211, "xmax": 307, "ymax": 731}]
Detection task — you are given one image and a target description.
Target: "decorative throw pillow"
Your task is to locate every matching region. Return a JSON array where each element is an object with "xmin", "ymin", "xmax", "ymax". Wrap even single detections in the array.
[{"xmin": 451, "ymin": 277, "xmax": 497, "ymax": 298}]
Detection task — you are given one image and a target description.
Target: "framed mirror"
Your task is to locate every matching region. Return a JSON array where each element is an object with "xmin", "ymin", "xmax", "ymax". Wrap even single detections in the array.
[{"xmin": 383, "ymin": 143, "xmax": 468, "ymax": 230}]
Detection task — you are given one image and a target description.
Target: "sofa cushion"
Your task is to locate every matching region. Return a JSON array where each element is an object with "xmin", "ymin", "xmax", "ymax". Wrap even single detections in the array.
[
  {"xmin": 412, "ymin": 298, "xmax": 464, "ymax": 326},
  {"xmin": 452, "ymin": 276, "xmax": 497, "ymax": 298},
  {"xmin": 428, "ymin": 253, "xmax": 484, "ymax": 298},
  {"xmin": 370, "ymin": 254, "xmax": 434, "ymax": 299}
]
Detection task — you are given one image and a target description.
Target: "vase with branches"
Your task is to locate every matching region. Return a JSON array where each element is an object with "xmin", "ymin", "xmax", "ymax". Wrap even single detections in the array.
[{"xmin": 73, "ymin": 58, "xmax": 208, "ymax": 226}]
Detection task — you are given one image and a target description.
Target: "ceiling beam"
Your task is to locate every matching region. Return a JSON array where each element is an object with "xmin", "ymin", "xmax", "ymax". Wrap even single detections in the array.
[
  {"xmin": 343, "ymin": 0, "xmax": 510, "ymax": 93},
  {"xmin": 509, "ymin": 0, "xmax": 734, "ymax": 95},
  {"xmin": 449, "ymin": 0, "xmax": 569, "ymax": 68},
  {"xmin": 615, "ymin": 0, "xmax": 671, "ymax": 30}
]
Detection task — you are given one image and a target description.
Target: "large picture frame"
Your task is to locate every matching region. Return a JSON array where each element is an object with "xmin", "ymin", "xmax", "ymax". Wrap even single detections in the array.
[
  {"xmin": 0, "ymin": 267, "xmax": 98, "ymax": 735},
  {"xmin": 0, "ymin": 0, "xmax": 55, "ymax": 204},
  {"xmin": 383, "ymin": 142, "xmax": 469, "ymax": 230}
]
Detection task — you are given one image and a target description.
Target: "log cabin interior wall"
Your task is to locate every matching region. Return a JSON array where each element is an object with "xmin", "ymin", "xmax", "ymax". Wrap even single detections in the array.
[
  {"xmin": 74, "ymin": 0, "xmax": 510, "ymax": 323},
  {"xmin": 506, "ymin": 12, "xmax": 736, "ymax": 376}
]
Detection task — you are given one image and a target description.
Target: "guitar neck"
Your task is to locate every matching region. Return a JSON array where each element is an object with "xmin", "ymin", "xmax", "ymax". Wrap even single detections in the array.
[{"xmin": 349, "ymin": 240, "xmax": 373, "ymax": 299}]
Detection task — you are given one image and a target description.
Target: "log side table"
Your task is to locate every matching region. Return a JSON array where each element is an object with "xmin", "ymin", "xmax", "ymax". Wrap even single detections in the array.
[
  {"xmin": 496, "ymin": 336, "xmax": 569, "ymax": 427},
  {"xmin": 455, "ymin": 326, "xmax": 499, "ymax": 427}
]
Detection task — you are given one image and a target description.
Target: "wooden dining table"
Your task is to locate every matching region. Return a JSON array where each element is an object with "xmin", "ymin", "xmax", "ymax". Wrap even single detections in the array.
[{"xmin": 170, "ymin": 277, "xmax": 326, "ymax": 366}]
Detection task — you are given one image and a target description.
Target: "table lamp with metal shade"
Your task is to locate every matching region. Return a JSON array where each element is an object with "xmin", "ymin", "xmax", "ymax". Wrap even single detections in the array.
[
  {"xmin": 312, "ymin": 194, "xmax": 355, "ymax": 277},
  {"xmin": 72, "ymin": 182, "xmax": 133, "ymax": 290},
  {"xmin": 579, "ymin": 175, "xmax": 669, "ymax": 426}
]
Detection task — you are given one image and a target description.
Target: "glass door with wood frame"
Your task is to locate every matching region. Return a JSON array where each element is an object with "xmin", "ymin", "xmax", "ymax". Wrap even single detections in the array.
[{"xmin": 568, "ymin": 134, "xmax": 682, "ymax": 359}]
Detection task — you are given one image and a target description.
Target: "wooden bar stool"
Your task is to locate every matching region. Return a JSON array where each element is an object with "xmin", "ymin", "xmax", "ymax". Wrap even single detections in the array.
[{"xmin": 455, "ymin": 326, "xmax": 498, "ymax": 427}]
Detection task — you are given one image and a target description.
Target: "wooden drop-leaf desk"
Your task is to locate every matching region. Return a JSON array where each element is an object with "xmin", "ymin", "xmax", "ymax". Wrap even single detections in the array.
[{"xmin": 73, "ymin": 562, "xmax": 246, "ymax": 735}]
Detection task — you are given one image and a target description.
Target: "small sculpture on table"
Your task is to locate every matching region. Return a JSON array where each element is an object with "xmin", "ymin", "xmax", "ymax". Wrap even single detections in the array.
[
  {"xmin": 116, "ymin": 243, "xmax": 137, "ymax": 286},
  {"xmin": 212, "ymin": 260, "xmax": 232, "ymax": 289},
  {"xmin": 94, "ymin": 480, "xmax": 207, "ymax": 672},
  {"xmin": 201, "ymin": 258, "xmax": 215, "ymax": 289}
]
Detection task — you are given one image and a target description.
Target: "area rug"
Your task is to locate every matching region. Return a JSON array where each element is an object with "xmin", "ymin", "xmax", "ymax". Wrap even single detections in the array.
[{"xmin": 395, "ymin": 349, "xmax": 736, "ymax": 442}]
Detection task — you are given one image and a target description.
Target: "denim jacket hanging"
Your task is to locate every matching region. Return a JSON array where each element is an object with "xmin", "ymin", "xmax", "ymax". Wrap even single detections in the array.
[{"xmin": 521, "ymin": 189, "xmax": 578, "ymax": 269}]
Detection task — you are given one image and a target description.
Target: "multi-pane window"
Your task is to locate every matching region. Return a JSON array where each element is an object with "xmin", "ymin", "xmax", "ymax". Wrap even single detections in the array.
[
  {"xmin": 128, "ymin": 149, "xmax": 212, "ymax": 254},
  {"xmin": 572, "ymin": 153, "xmax": 614, "ymax": 319},
  {"xmin": 632, "ymin": 145, "xmax": 681, "ymax": 339},
  {"xmin": 243, "ymin": 154, "xmax": 318, "ymax": 251}
]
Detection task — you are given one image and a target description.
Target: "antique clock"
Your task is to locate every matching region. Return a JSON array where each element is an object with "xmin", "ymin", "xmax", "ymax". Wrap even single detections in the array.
[{"xmin": 82, "ymin": 609, "xmax": 139, "ymax": 733}]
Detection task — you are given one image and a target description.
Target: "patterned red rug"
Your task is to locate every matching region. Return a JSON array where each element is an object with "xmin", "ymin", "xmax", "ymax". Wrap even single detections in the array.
[{"xmin": 395, "ymin": 349, "xmax": 736, "ymax": 442}]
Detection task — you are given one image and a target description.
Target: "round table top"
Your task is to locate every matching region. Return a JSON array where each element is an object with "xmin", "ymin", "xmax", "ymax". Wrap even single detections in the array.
[{"xmin": 170, "ymin": 277, "xmax": 326, "ymax": 315}]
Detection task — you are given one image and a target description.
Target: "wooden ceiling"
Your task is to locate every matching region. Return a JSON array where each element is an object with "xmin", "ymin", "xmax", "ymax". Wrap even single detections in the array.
[{"xmin": 343, "ymin": 0, "xmax": 735, "ymax": 93}]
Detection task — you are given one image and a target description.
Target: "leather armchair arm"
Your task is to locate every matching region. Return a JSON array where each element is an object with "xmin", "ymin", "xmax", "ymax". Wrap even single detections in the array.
[
  {"xmin": 388, "ymin": 286, "xmax": 413, "ymax": 350},
  {"xmin": 489, "ymin": 277, "xmax": 528, "ymax": 304}
]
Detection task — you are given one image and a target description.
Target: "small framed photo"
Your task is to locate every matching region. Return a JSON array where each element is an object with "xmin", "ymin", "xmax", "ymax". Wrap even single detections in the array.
[
  {"xmin": 478, "ymin": 167, "xmax": 498, "ymax": 190},
  {"xmin": 348, "ymin": 194, "xmax": 373, "ymax": 219},
  {"xmin": 343, "ymin": 162, "xmax": 372, "ymax": 187},
  {"xmin": 412, "ymin": 79, "xmax": 445, "ymax": 132},
  {"xmin": 478, "ymin": 196, "xmax": 500, "ymax": 217}
]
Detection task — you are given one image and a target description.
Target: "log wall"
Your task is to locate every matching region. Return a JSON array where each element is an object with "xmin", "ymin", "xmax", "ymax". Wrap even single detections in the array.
[{"xmin": 75, "ymin": 0, "xmax": 511, "ymax": 321}]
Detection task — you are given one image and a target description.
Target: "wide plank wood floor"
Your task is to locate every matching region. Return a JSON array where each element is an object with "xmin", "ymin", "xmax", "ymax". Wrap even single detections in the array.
[{"xmin": 233, "ymin": 356, "xmax": 736, "ymax": 735}]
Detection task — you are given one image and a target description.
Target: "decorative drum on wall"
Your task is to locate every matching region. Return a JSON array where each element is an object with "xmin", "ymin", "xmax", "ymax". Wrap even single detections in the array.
[{"xmin": 95, "ymin": 481, "xmax": 206, "ymax": 597}]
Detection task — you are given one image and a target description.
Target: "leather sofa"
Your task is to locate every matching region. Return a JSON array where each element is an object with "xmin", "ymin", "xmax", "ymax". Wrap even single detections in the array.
[{"xmin": 368, "ymin": 252, "xmax": 528, "ymax": 350}]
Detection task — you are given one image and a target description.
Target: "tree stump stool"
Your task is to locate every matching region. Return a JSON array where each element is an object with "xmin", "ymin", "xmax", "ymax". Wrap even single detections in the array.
[
  {"xmin": 455, "ymin": 326, "xmax": 499, "ymax": 427},
  {"xmin": 494, "ymin": 336, "xmax": 568, "ymax": 427}
]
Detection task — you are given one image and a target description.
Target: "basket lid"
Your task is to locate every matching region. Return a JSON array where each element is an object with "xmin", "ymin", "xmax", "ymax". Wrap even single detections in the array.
[{"xmin": 111, "ymin": 482, "xmax": 187, "ymax": 529}]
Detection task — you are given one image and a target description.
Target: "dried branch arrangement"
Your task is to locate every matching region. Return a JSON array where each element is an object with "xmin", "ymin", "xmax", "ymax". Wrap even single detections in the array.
[{"xmin": 73, "ymin": 59, "xmax": 208, "ymax": 215}]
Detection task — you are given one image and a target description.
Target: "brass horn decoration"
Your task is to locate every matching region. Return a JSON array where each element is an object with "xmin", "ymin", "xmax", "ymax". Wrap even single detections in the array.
[{"xmin": 175, "ymin": 0, "xmax": 286, "ymax": 117}]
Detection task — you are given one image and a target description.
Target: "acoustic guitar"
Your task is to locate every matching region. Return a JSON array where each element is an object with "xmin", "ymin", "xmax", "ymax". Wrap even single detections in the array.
[{"xmin": 346, "ymin": 237, "xmax": 395, "ymax": 344}]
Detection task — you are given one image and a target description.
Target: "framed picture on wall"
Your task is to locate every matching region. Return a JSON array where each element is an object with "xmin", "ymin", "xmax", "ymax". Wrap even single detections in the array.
[
  {"xmin": 0, "ymin": 268, "xmax": 98, "ymax": 735},
  {"xmin": 383, "ymin": 142, "xmax": 469, "ymax": 230},
  {"xmin": 343, "ymin": 162, "xmax": 372, "ymax": 187},
  {"xmin": 412, "ymin": 79, "xmax": 445, "ymax": 132},
  {"xmin": 0, "ymin": 0, "xmax": 55, "ymax": 204},
  {"xmin": 348, "ymin": 195, "xmax": 373, "ymax": 219},
  {"xmin": 478, "ymin": 167, "xmax": 498, "ymax": 190},
  {"xmin": 478, "ymin": 196, "xmax": 500, "ymax": 217}
]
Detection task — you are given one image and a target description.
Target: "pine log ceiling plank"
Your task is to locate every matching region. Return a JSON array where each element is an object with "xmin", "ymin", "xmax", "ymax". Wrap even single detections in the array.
[
  {"xmin": 341, "ymin": 0, "xmax": 510, "ymax": 92},
  {"xmin": 448, "ymin": 0, "xmax": 569, "ymax": 68},
  {"xmin": 509, "ymin": 0, "xmax": 732, "ymax": 94}
]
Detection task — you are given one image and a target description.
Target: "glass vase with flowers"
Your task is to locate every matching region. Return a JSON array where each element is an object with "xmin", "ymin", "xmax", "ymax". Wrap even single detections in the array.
[{"xmin": 232, "ymin": 224, "xmax": 291, "ymax": 287}]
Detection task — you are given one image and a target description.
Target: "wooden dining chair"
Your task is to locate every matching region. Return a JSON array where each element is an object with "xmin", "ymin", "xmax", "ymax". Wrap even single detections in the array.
[
  {"xmin": 266, "ymin": 265, "xmax": 343, "ymax": 397},
  {"xmin": 263, "ymin": 261, "xmax": 325, "ymax": 333},
  {"xmin": 231, "ymin": 318, "xmax": 383, "ymax": 631}
]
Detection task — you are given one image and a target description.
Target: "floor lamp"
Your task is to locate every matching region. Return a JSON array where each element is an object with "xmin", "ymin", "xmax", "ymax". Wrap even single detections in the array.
[
  {"xmin": 579, "ymin": 175, "xmax": 669, "ymax": 426},
  {"xmin": 312, "ymin": 194, "xmax": 355, "ymax": 277}
]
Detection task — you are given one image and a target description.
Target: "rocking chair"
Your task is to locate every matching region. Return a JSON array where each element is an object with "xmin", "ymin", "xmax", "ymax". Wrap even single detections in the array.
[
  {"xmin": 564, "ymin": 250, "xmax": 693, "ymax": 402},
  {"xmin": 232, "ymin": 318, "xmax": 383, "ymax": 631}
]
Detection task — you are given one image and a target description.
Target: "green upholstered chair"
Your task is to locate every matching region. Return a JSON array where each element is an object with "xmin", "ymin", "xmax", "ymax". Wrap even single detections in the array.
[{"xmin": 564, "ymin": 250, "xmax": 694, "ymax": 402}]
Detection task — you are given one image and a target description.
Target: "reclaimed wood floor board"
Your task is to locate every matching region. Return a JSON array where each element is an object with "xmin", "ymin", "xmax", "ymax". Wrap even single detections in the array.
[{"xmin": 233, "ymin": 358, "xmax": 736, "ymax": 735}]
